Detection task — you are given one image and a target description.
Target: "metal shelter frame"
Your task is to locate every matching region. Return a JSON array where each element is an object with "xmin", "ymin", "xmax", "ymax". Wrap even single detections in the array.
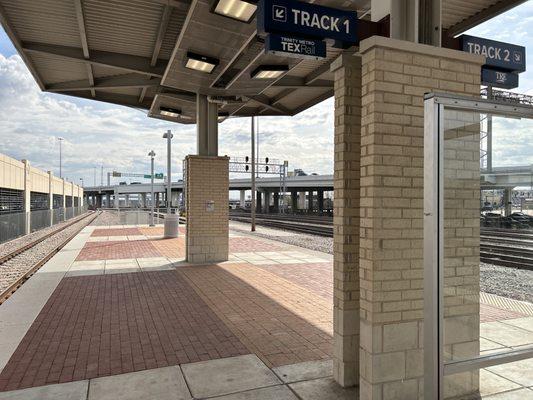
[{"xmin": 423, "ymin": 92, "xmax": 533, "ymax": 399}]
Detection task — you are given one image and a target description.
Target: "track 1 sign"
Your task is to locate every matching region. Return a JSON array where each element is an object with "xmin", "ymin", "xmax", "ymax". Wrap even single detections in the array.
[{"xmin": 258, "ymin": 0, "xmax": 358, "ymax": 46}]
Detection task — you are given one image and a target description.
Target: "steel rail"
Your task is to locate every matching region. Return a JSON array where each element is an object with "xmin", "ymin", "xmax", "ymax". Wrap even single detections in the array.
[{"xmin": 0, "ymin": 211, "xmax": 99, "ymax": 303}]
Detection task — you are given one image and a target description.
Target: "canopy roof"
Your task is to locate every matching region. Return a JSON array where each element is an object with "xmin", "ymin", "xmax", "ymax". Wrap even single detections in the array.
[{"xmin": 0, "ymin": 0, "xmax": 526, "ymax": 123}]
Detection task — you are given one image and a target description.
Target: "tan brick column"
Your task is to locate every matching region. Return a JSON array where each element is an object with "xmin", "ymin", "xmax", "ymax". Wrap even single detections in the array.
[
  {"xmin": 330, "ymin": 54, "xmax": 362, "ymax": 387},
  {"xmin": 357, "ymin": 36, "xmax": 483, "ymax": 400},
  {"xmin": 185, "ymin": 155, "xmax": 229, "ymax": 263}
]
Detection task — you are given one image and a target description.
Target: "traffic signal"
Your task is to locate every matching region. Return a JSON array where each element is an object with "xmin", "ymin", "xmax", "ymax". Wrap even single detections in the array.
[
  {"xmin": 265, "ymin": 157, "xmax": 269, "ymax": 163},
  {"xmin": 245, "ymin": 165, "xmax": 249, "ymax": 171}
]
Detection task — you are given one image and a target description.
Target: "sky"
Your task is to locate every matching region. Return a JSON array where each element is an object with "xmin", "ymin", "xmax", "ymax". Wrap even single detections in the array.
[{"xmin": 0, "ymin": 2, "xmax": 532, "ymax": 186}]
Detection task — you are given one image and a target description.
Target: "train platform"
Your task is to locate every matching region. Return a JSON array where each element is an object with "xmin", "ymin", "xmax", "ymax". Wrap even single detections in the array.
[{"xmin": 0, "ymin": 224, "xmax": 531, "ymax": 399}]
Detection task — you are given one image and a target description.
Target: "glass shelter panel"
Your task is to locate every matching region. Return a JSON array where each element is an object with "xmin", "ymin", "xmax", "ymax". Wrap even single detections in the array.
[{"xmin": 424, "ymin": 94, "xmax": 533, "ymax": 400}]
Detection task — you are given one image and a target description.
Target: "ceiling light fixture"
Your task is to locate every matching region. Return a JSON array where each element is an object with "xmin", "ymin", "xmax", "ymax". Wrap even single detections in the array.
[
  {"xmin": 185, "ymin": 52, "xmax": 219, "ymax": 74},
  {"xmin": 251, "ymin": 65, "xmax": 289, "ymax": 79},
  {"xmin": 212, "ymin": 0, "xmax": 257, "ymax": 23},
  {"xmin": 160, "ymin": 107, "xmax": 181, "ymax": 118}
]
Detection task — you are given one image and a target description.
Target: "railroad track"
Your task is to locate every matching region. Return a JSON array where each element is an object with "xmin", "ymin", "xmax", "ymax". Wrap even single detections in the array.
[
  {"xmin": 230, "ymin": 214, "xmax": 533, "ymax": 269},
  {"xmin": 0, "ymin": 211, "xmax": 99, "ymax": 303}
]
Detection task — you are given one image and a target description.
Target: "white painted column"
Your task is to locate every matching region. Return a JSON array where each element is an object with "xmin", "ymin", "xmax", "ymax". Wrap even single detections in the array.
[{"xmin": 240, "ymin": 190, "xmax": 246, "ymax": 208}]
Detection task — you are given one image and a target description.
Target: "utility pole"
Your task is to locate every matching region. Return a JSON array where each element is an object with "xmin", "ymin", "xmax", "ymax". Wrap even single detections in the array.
[
  {"xmin": 256, "ymin": 117, "xmax": 260, "ymax": 178},
  {"xmin": 163, "ymin": 130, "xmax": 173, "ymax": 214},
  {"xmin": 101, "ymin": 165, "xmax": 103, "ymax": 186},
  {"xmin": 93, "ymin": 166, "xmax": 96, "ymax": 186},
  {"xmin": 148, "ymin": 150, "xmax": 156, "ymax": 226},
  {"xmin": 251, "ymin": 117, "xmax": 256, "ymax": 231},
  {"xmin": 58, "ymin": 137, "xmax": 64, "ymax": 178}
]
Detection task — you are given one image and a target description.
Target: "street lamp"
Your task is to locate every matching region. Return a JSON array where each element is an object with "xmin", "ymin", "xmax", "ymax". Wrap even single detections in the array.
[
  {"xmin": 148, "ymin": 150, "xmax": 156, "ymax": 226},
  {"xmin": 79, "ymin": 178, "xmax": 84, "ymax": 187},
  {"xmin": 162, "ymin": 130, "xmax": 179, "ymax": 238},
  {"xmin": 58, "ymin": 137, "xmax": 64, "ymax": 178}
]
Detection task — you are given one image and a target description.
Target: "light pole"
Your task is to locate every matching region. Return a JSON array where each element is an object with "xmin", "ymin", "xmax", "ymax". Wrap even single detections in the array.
[
  {"xmin": 163, "ymin": 130, "xmax": 173, "ymax": 214},
  {"xmin": 251, "ymin": 117, "xmax": 256, "ymax": 231},
  {"xmin": 79, "ymin": 178, "xmax": 84, "ymax": 187},
  {"xmin": 148, "ymin": 150, "xmax": 156, "ymax": 226},
  {"xmin": 58, "ymin": 137, "xmax": 64, "ymax": 178},
  {"xmin": 162, "ymin": 131, "xmax": 179, "ymax": 238}
]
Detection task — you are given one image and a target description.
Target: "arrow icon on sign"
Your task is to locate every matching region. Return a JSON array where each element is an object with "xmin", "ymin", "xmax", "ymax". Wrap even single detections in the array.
[{"xmin": 273, "ymin": 5, "xmax": 286, "ymax": 22}]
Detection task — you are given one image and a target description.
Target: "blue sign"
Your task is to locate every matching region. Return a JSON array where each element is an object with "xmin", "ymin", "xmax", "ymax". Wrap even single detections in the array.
[
  {"xmin": 461, "ymin": 35, "xmax": 526, "ymax": 72},
  {"xmin": 265, "ymin": 34, "xmax": 326, "ymax": 59},
  {"xmin": 481, "ymin": 67, "xmax": 519, "ymax": 89},
  {"xmin": 258, "ymin": 0, "xmax": 358, "ymax": 45}
]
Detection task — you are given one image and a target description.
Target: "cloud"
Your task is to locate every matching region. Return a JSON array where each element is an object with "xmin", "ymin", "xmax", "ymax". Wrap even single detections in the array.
[
  {"xmin": 0, "ymin": 54, "xmax": 334, "ymax": 186},
  {"xmin": 1, "ymin": 1, "xmax": 532, "ymax": 189}
]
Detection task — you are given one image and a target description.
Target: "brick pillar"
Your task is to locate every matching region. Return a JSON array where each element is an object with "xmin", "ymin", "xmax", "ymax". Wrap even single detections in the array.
[
  {"xmin": 185, "ymin": 155, "xmax": 229, "ymax": 263},
  {"xmin": 330, "ymin": 53, "xmax": 362, "ymax": 387},
  {"xmin": 357, "ymin": 36, "xmax": 483, "ymax": 399}
]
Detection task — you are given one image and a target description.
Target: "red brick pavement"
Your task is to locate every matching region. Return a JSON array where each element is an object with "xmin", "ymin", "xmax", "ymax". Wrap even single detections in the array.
[
  {"xmin": 151, "ymin": 238, "xmax": 185, "ymax": 259},
  {"xmin": 91, "ymin": 228, "xmax": 142, "ymax": 237},
  {"xmin": 480, "ymin": 303, "xmax": 526, "ymax": 323},
  {"xmin": 0, "ymin": 272, "xmax": 248, "ymax": 392},
  {"xmin": 228, "ymin": 237, "xmax": 286, "ymax": 253},
  {"xmin": 76, "ymin": 241, "xmax": 161, "ymax": 261},
  {"xmin": 254, "ymin": 263, "xmax": 333, "ymax": 300},
  {"xmin": 180, "ymin": 263, "xmax": 332, "ymax": 368}
]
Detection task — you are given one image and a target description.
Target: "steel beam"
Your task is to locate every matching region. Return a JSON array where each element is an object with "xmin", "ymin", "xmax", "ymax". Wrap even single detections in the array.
[
  {"xmin": 46, "ymin": 74, "xmax": 162, "ymax": 92},
  {"xmin": 56, "ymin": 91, "xmax": 152, "ymax": 110},
  {"xmin": 271, "ymin": 77, "xmax": 333, "ymax": 89},
  {"xmin": 446, "ymin": 0, "xmax": 528, "ymax": 37},
  {"xmin": 74, "ymin": 0, "xmax": 95, "ymax": 97},
  {"xmin": 246, "ymin": 95, "xmax": 291, "ymax": 114},
  {"xmin": 22, "ymin": 42, "xmax": 166, "ymax": 77},
  {"xmin": 151, "ymin": 5, "xmax": 173, "ymax": 67}
]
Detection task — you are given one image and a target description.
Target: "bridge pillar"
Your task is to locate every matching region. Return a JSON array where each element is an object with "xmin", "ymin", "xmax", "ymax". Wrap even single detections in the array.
[
  {"xmin": 317, "ymin": 190, "xmax": 324, "ymax": 214},
  {"xmin": 298, "ymin": 191, "xmax": 305, "ymax": 210},
  {"xmin": 263, "ymin": 191, "xmax": 271, "ymax": 213},
  {"xmin": 185, "ymin": 156, "xmax": 229, "ymax": 263},
  {"xmin": 171, "ymin": 191, "xmax": 179, "ymax": 208},
  {"xmin": 504, "ymin": 188, "xmax": 513, "ymax": 216},
  {"xmin": 141, "ymin": 193, "xmax": 146, "ymax": 208},
  {"xmin": 106, "ymin": 194, "xmax": 111, "ymax": 208},
  {"xmin": 240, "ymin": 190, "xmax": 246, "ymax": 208},
  {"xmin": 155, "ymin": 193, "xmax": 159, "ymax": 208},
  {"xmin": 273, "ymin": 192, "xmax": 279, "ymax": 213},
  {"xmin": 125, "ymin": 194, "xmax": 130, "ymax": 208},
  {"xmin": 256, "ymin": 191, "xmax": 262, "ymax": 213},
  {"xmin": 291, "ymin": 191, "xmax": 298, "ymax": 212},
  {"xmin": 307, "ymin": 190, "xmax": 314, "ymax": 213}
]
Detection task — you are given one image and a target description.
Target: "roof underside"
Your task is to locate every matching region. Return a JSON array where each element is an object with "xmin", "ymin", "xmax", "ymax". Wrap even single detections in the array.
[{"xmin": 0, "ymin": 0, "xmax": 526, "ymax": 124}]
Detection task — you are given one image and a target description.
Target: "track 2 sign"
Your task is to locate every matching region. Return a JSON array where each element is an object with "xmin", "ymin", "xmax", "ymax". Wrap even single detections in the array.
[{"xmin": 258, "ymin": 0, "xmax": 358, "ymax": 46}]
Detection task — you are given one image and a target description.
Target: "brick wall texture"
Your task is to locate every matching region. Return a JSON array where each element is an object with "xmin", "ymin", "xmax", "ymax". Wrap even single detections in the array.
[
  {"xmin": 185, "ymin": 155, "xmax": 229, "ymax": 263},
  {"xmin": 353, "ymin": 37, "xmax": 483, "ymax": 400},
  {"xmin": 331, "ymin": 54, "xmax": 362, "ymax": 387}
]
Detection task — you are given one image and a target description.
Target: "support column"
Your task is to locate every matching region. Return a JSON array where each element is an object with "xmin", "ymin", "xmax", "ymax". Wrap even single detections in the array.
[
  {"xmin": 185, "ymin": 156, "xmax": 229, "ymax": 263},
  {"xmin": 308, "ymin": 191, "xmax": 314, "ymax": 213},
  {"xmin": 357, "ymin": 37, "xmax": 483, "ymax": 399},
  {"xmin": 330, "ymin": 54, "xmax": 362, "ymax": 388},
  {"xmin": 141, "ymin": 193, "xmax": 147, "ymax": 208},
  {"xmin": 298, "ymin": 191, "xmax": 306, "ymax": 210},
  {"xmin": 317, "ymin": 189, "xmax": 324, "ymax": 214},
  {"xmin": 256, "ymin": 191, "xmax": 262, "ymax": 213},
  {"xmin": 291, "ymin": 191, "xmax": 298, "ymax": 212},
  {"xmin": 22, "ymin": 160, "xmax": 31, "ymax": 234},
  {"xmin": 240, "ymin": 190, "xmax": 246, "ymax": 208},
  {"xmin": 197, "ymin": 95, "xmax": 219, "ymax": 156},
  {"xmin": 125, "ymin": 194, "xmax": 130, "ymax": 208},
  {"xmin": 273, "ymin": 192, "xmax": 279, "ymax": 213},
  {"xmin": 48, "ymin": 171, "xmax": 53, "ymax": 226},
  {"xmin": 171, "ymin": 191, "xmax": 179, "ymax": 208},
  {"xmin": 106, "ymin": 194, "xmax": 111, "ymax": 208},
  {"xmin": 155, "ymin": 193, "xmax": 160, "ymax": 207},
  {"xmin": 504, "ymin": 188, "xmax": 512, "ymax": 216},
  {"xmin": 263, "ymin": 191, "xmax": 271, "ymax": 213}
]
